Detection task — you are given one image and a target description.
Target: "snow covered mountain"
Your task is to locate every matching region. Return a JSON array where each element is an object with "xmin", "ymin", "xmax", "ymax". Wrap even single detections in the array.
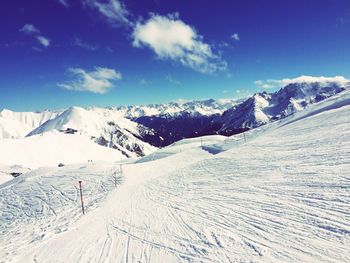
[
  {"xmin": 0, "ymin": 99, "xmax": 240, "ymax": 151},
  {"xmin": 28, "ymin": 107, "xmax": 156, "ymax": 158},
  {"xmin": 1, "ymin": 87, "xmax": 349, "ymax": 262},
  {"xmin": 115, "ymin": 98, "xmax": 239, "ymax": 118},
  {"xmin": 216, "ymin": 81, "xmax": 349, "ymax": 134},
  {"xmin": 0, "ymin": 109, "xmax": 59, "ymax": 139},
  {"xmin": 129, "ymin": 80, "xmax": 349, "ymax": 144},
  {"xmin": 0, "ymin": 79, "xmax": 348, "ymax": 157},
  {"xmin": 0, "ymin": 131, "xmax": 126, "ymax": 169}
]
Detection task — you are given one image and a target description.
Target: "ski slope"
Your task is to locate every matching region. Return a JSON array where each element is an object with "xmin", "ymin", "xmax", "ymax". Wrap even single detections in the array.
[
  {"xmin": 0, "ymin": 131, "xmax": 126, "ymax": 169},
  {"xmin": 1, "ymin": 90, "xmax": 349, "ymax": 262}
]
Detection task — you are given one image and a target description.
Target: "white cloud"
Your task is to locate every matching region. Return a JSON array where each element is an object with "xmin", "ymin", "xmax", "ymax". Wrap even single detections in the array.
[
  {"xmin": 20, "ymin": 24, "xmax": 51, "ymax": 48},
  {"xmin": 139, "ymin": 79, "xmax": 150, "ymax": 85},
  {"xmin": 255, "ymin": 76, "xmax": 350, "ymax": 89},
  {"xmin": 231, "ymin": 33, "xmax": 240, "ymax": 41},
  {"xmin": 32, "ymin": 47, "xmax": 44, "ymax": 52},
  {"xmin": 132, "ymin": 14, "xmax": 227, "ymax": 74},
  {"xmin": 20, "ymin": 24, "xmax": 40, "ymax": 34},
  {"xmin": 36, "ymin": 36, "xmax": 50, "ymax": 47},
  {"xmin": 58, "ymin": 67, "xmax": 122, "ymax": 94},
  {"xmin": 72, "ymin": 37, "xmax": 98, "ymax": 51},
  {"xmin": 57, "ymin": 0, "xmax": 69, "ymax": 7},
  {"xmin": 173, "ymin": 98, "xmax": 189, "ymax": 104},
  {"xmin": 84, "ymin": 0, "xmax": 131, "ymax": 27},
  {"xmin": 165, "ymin": 74, "xmax": 181, "ymax": 85}
]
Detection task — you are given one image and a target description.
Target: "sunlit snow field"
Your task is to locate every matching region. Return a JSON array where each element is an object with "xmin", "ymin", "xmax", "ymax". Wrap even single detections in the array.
[{"xmin": 0, "ymin": 90, "xmax": 349, "ymax": 262}]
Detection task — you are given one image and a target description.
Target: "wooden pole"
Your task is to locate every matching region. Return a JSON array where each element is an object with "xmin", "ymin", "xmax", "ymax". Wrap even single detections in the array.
[
  {"xmin": 78, "ymin": 180, "xmax": 85, "ymax": 215},
  {"xmin": 114, "ymin": 172, "xmax": 117, "ymax": 187}
]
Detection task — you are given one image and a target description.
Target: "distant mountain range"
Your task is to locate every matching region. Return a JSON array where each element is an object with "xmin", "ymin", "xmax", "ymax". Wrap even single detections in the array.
[
  {"xmin": 1, "ymin": 80, "xmax": 349, "ymax": 157},
  {"xmin": 132, "ymin": 81, "xmax": 349, "ymax": 144}
]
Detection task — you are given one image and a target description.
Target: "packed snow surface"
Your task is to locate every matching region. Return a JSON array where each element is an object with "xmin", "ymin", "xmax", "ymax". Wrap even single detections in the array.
[
  {"xmin": 0, "ymin": 109, "xmax": 59, "ymax": 139},
  {"xmin": 0, "ymin": 90, "xmax": 349, "ymax": 262},
  {"xmin": 0, "ymin": 165, "xmax": 31, "ymax": 185},
  {"xmin": 0, "ymin": 131, "xmax": 126, "ymax": 169}
]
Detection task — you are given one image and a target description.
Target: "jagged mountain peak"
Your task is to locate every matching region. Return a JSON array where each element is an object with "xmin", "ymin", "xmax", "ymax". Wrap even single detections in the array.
[
  {"xmin": 0, "ymin": 79, "xmax": 347, "ymax": 153},
  {"xmin": 217, "ymin": 80, "xmax": 349, "ymax": 133},
  {"xmin": 0, "ymin": 109, "xmax": 60, "ymax": 139},
  {"xmin": 28, "ymin": 107, "xmax": 156, "ymax": 158},
  {"xmin": 115, "ymin": 97, "xmax": 240, "ymax": 118}
]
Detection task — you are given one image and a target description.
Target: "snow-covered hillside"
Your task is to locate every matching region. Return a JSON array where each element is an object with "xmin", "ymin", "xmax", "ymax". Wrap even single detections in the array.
[
  {"xmin": 0, "ymin": 165, "xmax": 30, "ymax": 185},
  {"xmin": 0, "ymin": 131, "xmax": 126, "ymax": 169},
  {"xmin": 1, "ymin": 79, "xmax": 348, "ymax": 156},
  {"xmin": 131, "ymin": 79, "xmax": 350, "ymax": 144},
  {"xmin": 28, "ymin": 107, "xmax": 156, "ymax": 157},
  {"xmin": 0, "ymin": 109, "xmax": 59, "ymax": 139},
  {"xmin": 217, "ymin": 80, "xmax": 349, "ymax": 133},
  {"xmin": 1, "ymin": 89, "xmax": 349, "ymax": 262}
]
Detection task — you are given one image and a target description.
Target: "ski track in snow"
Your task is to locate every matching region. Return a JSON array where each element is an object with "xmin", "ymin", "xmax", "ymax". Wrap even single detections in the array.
[
  {"xmin": 0, "ymin": 163, "xmax": 123, "ymax": 261},
  {"xmin": 1, "ymin": 91, "xmax": 350, "ymax": 262}
]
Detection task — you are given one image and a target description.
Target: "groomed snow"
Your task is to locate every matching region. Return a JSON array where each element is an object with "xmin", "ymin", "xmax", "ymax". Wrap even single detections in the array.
[
  {"xmin": 0, "ymin": 90, "xmax": 349, "ymax": 262},
  {"xmin": 0, "ymin": 131, "xmax": 126, "ymax": 169},
  {"xmin": 0, "ymin": 172, "xmax": 13, "ymax": 185},
  {"xmin": 0, "ymin": 165, "xmax": 31, "ymax": 185}
]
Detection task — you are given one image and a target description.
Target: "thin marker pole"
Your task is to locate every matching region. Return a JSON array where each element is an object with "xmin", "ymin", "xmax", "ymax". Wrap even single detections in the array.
[
  {"xmin": 79, "ymin": 180, "xmax": 85, "ymax": 215},
  {"xmin": 243, "ymin": 132, "xmax": 246, "ymax": 142},
  {"xmin": 114, "ymin": 172, "xmax": 117, "ymax": 187}
]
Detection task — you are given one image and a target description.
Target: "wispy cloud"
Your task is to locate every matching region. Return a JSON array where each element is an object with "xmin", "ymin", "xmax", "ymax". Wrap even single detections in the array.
[
  {"xmin": 231, "ymin": 33, "xmax": 240, "ymax": 41},
  {"xmin": 19, "ymin": 24, "xmax": 40, "ymax": 34},
  {"xmin": 336, "ymin": 11, "xmax": 350, "ymax": 29},
  {"xmin": 173, "ymin": 98, "xmax": 189, "ymax": 104},
  {"xmin": 132, "ymin": 13, "xmax": 227, "ymax": 74},
  {"xmin": 165, "ymin": 74, "xmax": 181, "ymax": 85},
  {"xmin": 20, "ymin": 24, "xmax": 51, "ymax": 48},
  {"xmin": 58, "ymin": 67, "xmax": 122, "ymax": 94},
  {"xmin": 255, "ymin": 76, "xmax": 350, "ymax": 89},
  {"xmin": 36, "ymin": 36, "xmax": 50, "ymax": 47},
  {"xmin": 72, "ymin": 37, "xmax": 98, "ymax": 51},
  {"xmin": 84, "ymin": 0, "xmax": 132, "ymax": 27},
  {"xmin": 56, "ymin": 0, "xmax": 69, "ymax": 7},
  {"xmin": 139, "ymin": 79, "xmax": 150, "ymax": 85}
]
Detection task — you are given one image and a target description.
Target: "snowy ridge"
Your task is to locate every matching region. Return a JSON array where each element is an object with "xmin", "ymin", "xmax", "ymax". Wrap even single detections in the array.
[
  {"xmin": 29, "ymin": 107, "xmax": 156, "ymax": 158},
  {"xmin": 0, "ymin": 109, "xmax": 59, "ymax": 139},
  {"xmin": 115, "ymin": 98, "xmax": 240, "ymax": 118},
  {"xmin": 0, "ymin": 88, "xmax": 349, "ymax": 262},
  {"xmin": 0, "ymin": 80, "xmax": 348, "ymax": 156},
  {"xmin": 217, "ymin": 80, "xmax": 349, "ymax": 132},
  {"xmin": 132, "ymin": 81, "xmax": 350, "ymax": 145}
]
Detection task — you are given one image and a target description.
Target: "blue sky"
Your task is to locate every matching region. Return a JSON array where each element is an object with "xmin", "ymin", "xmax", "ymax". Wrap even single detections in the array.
[{"xmin": 1, "ymin": 0, "xmax": 349, "ymax": 111}]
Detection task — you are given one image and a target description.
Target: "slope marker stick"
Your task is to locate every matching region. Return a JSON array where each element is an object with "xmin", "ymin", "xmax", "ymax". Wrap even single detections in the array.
[
  {"xmin": 79, "ymin": 180, "xmax": 85, "ymax": 215},
  {"xmin": 114, "ymin": 172, "xmax": 117, "ymax": 187}
]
